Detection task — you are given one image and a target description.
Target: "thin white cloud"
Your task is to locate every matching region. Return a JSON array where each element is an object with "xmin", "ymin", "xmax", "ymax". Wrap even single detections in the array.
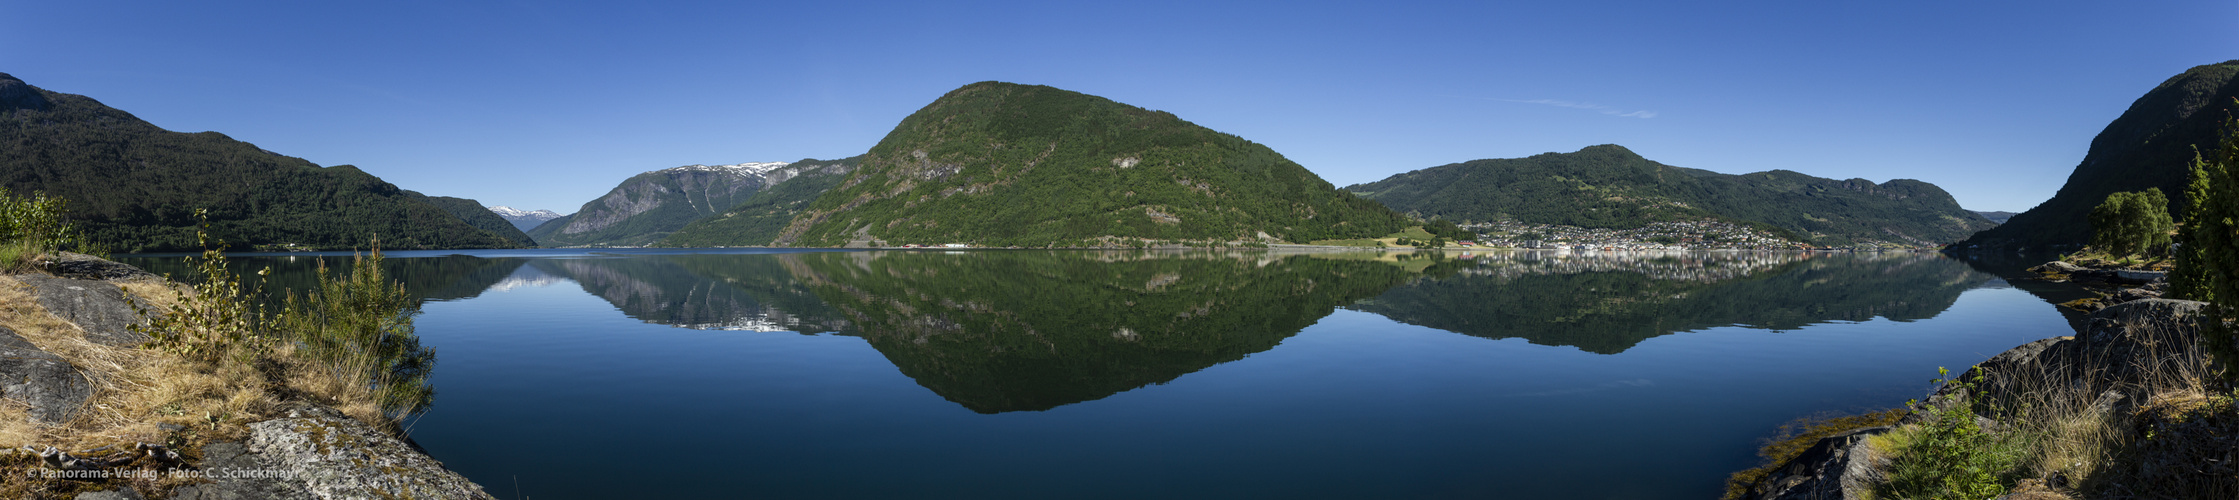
[{"xmin": 1492, "ymin": 98, "xmax": 1658, "ymax": 119}]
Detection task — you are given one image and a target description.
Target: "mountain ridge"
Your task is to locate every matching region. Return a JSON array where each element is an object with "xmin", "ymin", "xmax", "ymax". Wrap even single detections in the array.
[
  {"xmin": 527, "ymin": 161, "xmax": 794, "ymax": 247},
  {"xmin": 1958, "ymin": 60, "xmax": 2239, "ymax": 251},
  {"xmin": 763, "ymin": 81, "xmax": 1414, "ymax": 248},
  {"xmin": 486, "ymin": 206, "xmax": 564, "ymax": 232},
  {"xmin": 1344, "ymin": 144, "xmax": 1994, "ymax": 246},
  {"xmin": 0, "ymin": 72, "xmax": 523, "ymax": 252}
]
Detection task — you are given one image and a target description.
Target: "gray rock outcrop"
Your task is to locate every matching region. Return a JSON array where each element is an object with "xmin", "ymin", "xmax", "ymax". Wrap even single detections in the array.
[
  {"xmin": 1747, "ymin": 299, "xmax": 2212, "ymax": 498},
  {"xmin": 1739, "ymin": 426, "xmax": 1890, "ymax": 500},
  {"xmin": 167, "ymin": 441, "xmax": 314, "ymax": 500},
  {"xmin": 1926, "ymin": 299, "xmax": 2205, "ymax": 417},
  {"xmin": 0, "ymin": 326, "xmax": 92, "ymax": 423},
  {"xmin": 195, "ymin": 405, "xmax": 494, "ymax": 500},
  {"xmin": 41, "ymin": 252, "xmax": 160, "ymax": 282},
  {"xmin": 73, "ymin": 489, "xmax": 147, "ymax": 500},
  {"xmin": 14, "ymin": 275, "xmax": 154, "ymax": 346}
]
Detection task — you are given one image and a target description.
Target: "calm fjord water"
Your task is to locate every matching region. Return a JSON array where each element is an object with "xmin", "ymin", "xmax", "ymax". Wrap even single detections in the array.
[{"xmin": 123, "ymin": 249, "xmax": 2081, "ymax": 499}]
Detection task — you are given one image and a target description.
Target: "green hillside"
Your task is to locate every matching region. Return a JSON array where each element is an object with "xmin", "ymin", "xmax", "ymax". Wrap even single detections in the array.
[
  {"xmin": 771, "ymin": 82, "xmax": 1414, "ymax": 247},
  {"xmin": 0, "ymin": 72, "xmax": 520, "ymax": 252},
  {"xmin": 1958, "ymin": 60, "xmax": 2239, "ymax": 251},
  {"xmin": 405, "ymin": 191, "xmax": 537, "ymax": 247},
  {"xmin": 658, "ymin": 157, "xmax": 861, "ymax": 247},
  {"xmin": 1345, "ymin": 145, "xmax": 1993, "ymax": 246}
]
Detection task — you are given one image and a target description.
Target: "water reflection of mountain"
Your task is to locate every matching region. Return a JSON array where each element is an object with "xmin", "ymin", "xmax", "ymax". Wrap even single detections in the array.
[
  {"xmin": 134, "ymin": 249, "xmax": 2004, "ymax": 412},
  {"xmin": 1348, "ymin": 252, "xmax": 1992, "ymax": 354},
  {"xmin": 1946, "ymin": 252, "xmax": 2098, "ymax": 333},
  {"xmin": 122, "ymin": 254, "xmax": 528, "ymax": 303},
  {"xmin": 780, "ymin": 251, "xmax": 1421, "ymax": 413},
  {"xmin": 529, "ymin": 256, "xmax": 851, "ymax": 333}
]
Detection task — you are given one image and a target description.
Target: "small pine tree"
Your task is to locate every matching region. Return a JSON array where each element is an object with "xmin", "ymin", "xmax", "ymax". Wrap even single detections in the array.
[{"xmin": 2173, "ymin": 100, "xmax": 2239, "ymax": 378}]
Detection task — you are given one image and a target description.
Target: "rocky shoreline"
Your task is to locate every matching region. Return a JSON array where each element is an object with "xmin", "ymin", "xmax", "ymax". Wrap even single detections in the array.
[
  {"xmin": 1738, "ymin": 258, "xmax": 2233, "ymax": 499},
  {"xmin": 0, "ymin": 253, "xmax": 491, "ymax": 500}
]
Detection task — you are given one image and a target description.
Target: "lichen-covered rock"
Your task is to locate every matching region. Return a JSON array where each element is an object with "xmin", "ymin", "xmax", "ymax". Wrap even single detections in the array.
[
  {"xmin": 13, "ymin": 275, "xmax": 153, "ymax": 346},
  {"xmin": 72, "ymin": 489, "xmax": 147, "ymax": 500},
  {"xmin": 168, "ymin": 441, "xmax": 314, "ymax": 500},
  {"xmin": 40, "ymin": 252, "xmax": 159, "ymax": 282},
  {"xmin": 0, "ymin": 326, "xmax": 92, "ymax": 423},
  {"xmin": 2029, "ymin": 261, "xmax": 2087, "ymax": 275},
  {"xmin": 1740, "ymin": 426, "xmax": 1889, "ymax": 500},
  {"xmin": 239, "ymin": 407, "xmax": 493, "ymax": 500}
]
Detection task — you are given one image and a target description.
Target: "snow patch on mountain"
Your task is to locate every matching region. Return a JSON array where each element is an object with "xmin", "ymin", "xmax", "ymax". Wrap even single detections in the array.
[
  {"xmin": 662, "ymin": 162, "xmax": 791, "ymax": 177},
  {"xmin": 487, "ymin": 205, "xmax": 565, "ymax": 219}
]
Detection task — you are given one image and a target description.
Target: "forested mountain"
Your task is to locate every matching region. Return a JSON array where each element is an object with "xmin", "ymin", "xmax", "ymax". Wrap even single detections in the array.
[
  {"xmin": 768, "ymin": 82, "xmax": 1414, "ymax": 248},
  {"xmin": 1344, "ymin": 145, "xmax": 1994, "ymax": 246},
  {"xmin": 405, "ymin": 191, "xmax": 537, "ymax": 247},
  {"xmin": 658, "ymin": 157, "xmax": 861, "ymax": 247},
  {"xmin": 0, "ymin": 72, "xmax": 522, "ymax": 252},
  {"xmin": 528, "ymin": 162, "xmax": 790, "ymax": 247},
  {"xmin": 1957, "ymin": 60, "xmax": 2239, "ymax": 251}
]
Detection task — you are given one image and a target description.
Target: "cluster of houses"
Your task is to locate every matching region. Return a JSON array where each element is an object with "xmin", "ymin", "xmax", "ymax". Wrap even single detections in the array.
[
  {"xmin": 1464, "ymin": 220, "xmax": 1801, "ymax": 251},
  {"xmin": 1452, "ymin": 250, "xmax": 1813, "ymax": 283}
]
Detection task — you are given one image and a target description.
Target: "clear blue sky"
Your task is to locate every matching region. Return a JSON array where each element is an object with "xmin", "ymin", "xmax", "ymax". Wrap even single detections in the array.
[{"xmin": 6, "ymin": 0, "xmax": 2233, "ymax": 214}]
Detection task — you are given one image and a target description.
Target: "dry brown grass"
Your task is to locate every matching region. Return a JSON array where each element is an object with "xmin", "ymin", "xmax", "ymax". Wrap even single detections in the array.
[
  {"xmin": 0, "ymin": 275, "xmax": 230, "ymax": 497},
  {"xmin": 1866, "ymin": 304, "xmax": 2235, "ymax": 499},
  {"xmin": 0, "ymin": 261, "xmax": 428, "ymax": 498}
]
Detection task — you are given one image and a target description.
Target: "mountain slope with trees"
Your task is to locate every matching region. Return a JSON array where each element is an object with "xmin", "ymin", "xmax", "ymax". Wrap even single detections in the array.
[
  {"xmin": 404, "ymin": 191, "xmax": 537, "ymax": 247},
  {"xmin": 528, "ymin": 163, "xmax": 789, "ymax": 247},
  {"xmin": 769, "ymin": 82, "xmax": 1414, "ymax": 247},
  {"xmin": 0, "ymin": 72, "xmax": 521, "ymax": 252},
  {"xmin": 1958, "ymin": 60, "xmax": 2239, "ymax": 251},
  {"xmin": 658, "ymin": 157, "xmax": 861, "ymax": 247},
  {"xmin": 1345, "ymin": 145, "xmax": 1994, "ymax": 246}
]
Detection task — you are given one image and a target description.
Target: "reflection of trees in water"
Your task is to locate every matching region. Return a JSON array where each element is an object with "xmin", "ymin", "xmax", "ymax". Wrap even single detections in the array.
[
  {"xmin": 1350, "ymin": 252, "xmax": 1992, "ymax": 354},
  {"xmin": 782, "ymin": 250, "xmax": 1420, "ymax": 413},
  {"xmin": 121, "ymin": 254, "xmax": 529, "ymax": 304},
  {"xmin": 528, "ymin": 255, "xmax": 852, "ymax": 333},
  {"xmin": 160, "ymin": 250, "xmax": 2005, "ymax": 414}
]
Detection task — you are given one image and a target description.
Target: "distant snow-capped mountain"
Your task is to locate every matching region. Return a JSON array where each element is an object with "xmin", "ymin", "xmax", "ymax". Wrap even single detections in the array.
[
  {"xmin": 527, "ymin": 161, "xmax": 808, "ymax": 247},
  {"xmin": 487, "ymin": 205, "xmax": 567, "ymax": 232},
  {"xmin": 662, "ymin": 162, "xmax": 791, "ymax": 176}
]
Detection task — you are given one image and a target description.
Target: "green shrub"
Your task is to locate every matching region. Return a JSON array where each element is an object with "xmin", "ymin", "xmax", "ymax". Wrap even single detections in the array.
[
  {"xmin": 2173, "ymin": 98, "xmax": 2239, "ymax": 379},
  {"xmin": 2088, "ymin": 188, "xmax": 2175, "ymax": 258},
  {"xmin": 1872, "ymin": 367, "xmax": 2033, "ymax": 500},
  {"xmin": 132, "ymin": 213, "xmax": 434, "ymax": 430},
  {"xmin": 272, "ymin": 249, "xmax": 435, "ymax": 421}
]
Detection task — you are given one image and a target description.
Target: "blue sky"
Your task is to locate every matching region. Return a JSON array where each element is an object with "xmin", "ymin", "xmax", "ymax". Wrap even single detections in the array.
[{"xmin": 6, "ymin": 0, "xmax": 2233, "ymax": 214}]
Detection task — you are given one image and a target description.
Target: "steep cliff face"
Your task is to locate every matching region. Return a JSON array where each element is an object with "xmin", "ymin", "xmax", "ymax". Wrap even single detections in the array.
[
  {"xmin": 659, "ymin": 157, "xmax": 861, "ymax": 247},
  {"xmin": 529, "ymin": 162, "xmax": 788, "ymax": 247},
  {"xmin": 1959, "ymin": 61, "xmax": 2239, "ymax": 250}
]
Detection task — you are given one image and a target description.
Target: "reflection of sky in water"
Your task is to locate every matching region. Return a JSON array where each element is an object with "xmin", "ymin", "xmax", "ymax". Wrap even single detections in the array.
[
  {"xmin": 127, "ymin": 250, "xmax": 2078, "ymax": 499},
  {"xmin": 483, "ymin": 264, "xmax": 568, "ymax": 293}
]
